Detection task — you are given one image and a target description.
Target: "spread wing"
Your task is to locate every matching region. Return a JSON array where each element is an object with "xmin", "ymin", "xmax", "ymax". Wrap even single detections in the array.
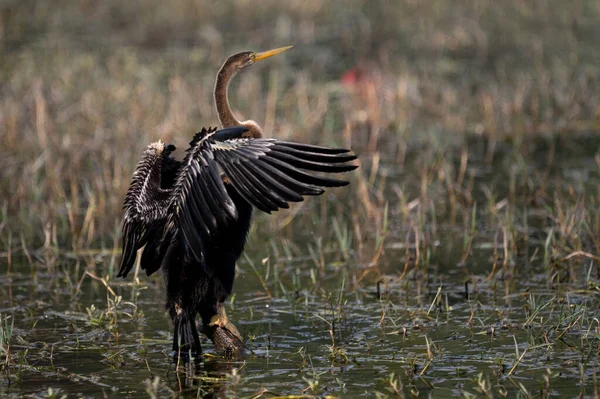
[
  {"xmin": 211, "ymin": 137, "xmax": 357, "ymax": 214},
  {"xmin": 117, "ymin": 141, "xmax": 175, "ymax": 278},
  {"xmin": 119, "ymin": 126, "xmax": 359, "ymax": 271},
  {"xmin": 164, "ymin": 126, "xmax": 358, "ymax": 263}
]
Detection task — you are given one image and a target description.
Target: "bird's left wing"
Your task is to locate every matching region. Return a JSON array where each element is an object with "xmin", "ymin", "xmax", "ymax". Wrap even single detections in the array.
[{"xmin": 117, "ymin": 142, "xmax": 174, "ymax": 278}]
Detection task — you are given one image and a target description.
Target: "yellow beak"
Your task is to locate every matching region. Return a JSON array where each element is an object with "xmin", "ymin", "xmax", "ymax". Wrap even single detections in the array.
[{"xmin": 254, "ymin": 46, "xmax": 293, "ymax": 62}]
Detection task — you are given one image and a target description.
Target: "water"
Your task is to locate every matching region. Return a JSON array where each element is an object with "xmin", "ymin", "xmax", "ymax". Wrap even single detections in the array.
[
  {"xmin": 0, "ymin": 271, "xmax": 597, "ymax": 398},
  {"xmin": 0, "ymin": 259, "xmax": 595, "ymax": 398},
  {"xmin": 1, "ymin": 134, "xmax": 599, "ymax": 398}
]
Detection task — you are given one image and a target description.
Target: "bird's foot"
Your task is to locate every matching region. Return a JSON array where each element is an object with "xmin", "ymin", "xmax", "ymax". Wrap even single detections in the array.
[
  {"xmin": 208, "ymin": 314, "xmax": 222, "ymax": 327},
  {"xmin": 208, "ymin": 309, "xmax": 242, "ymax": 340},
  {"xmin": 203, "ymin": 306, "xmax": 244, "ymax": 358},
  {"xmin": 212, "ymin": 325, "xmax": 245, "ymax": 358}
]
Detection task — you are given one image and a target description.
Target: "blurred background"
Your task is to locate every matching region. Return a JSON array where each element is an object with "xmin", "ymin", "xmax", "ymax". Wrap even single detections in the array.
[
  {"xmin": 1, "ymin": 0, "xmax": 599, "ymax": 247},
  {"xmin": 1, "ymin": 1, "xmax": 600, "ymax": 397}
]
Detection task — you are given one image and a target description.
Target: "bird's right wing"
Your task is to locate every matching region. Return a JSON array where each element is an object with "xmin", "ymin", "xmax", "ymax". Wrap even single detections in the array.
[
  {"xmin": 164, "ymin": 126, "xmax": 358, "ymax": 263},
  {"xmin": 165, "ymin": 127, "xmax": 240, "ymax": 262},
  {"xmin": 210, "ymin": 136, "xmax": 358, "ymax": 214}
]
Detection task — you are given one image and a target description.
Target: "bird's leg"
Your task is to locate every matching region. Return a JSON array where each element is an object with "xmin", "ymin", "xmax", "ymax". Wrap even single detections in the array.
[
  {"xmin": 189, "ymin": 317, "xmax": 202, "ymax": 355},
  {"xmin": 170, "ymin": 302, "xmax": 202, "ymax": 364}
]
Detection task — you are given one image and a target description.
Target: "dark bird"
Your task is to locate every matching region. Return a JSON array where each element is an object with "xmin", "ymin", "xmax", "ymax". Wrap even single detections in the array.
[{"xmin": 117, "ymin": 47, "xmax": 358, "ymax": 362}]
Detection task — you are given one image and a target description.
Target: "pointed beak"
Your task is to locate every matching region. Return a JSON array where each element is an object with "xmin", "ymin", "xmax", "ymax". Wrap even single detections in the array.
[{"xmin": 253, "ymin": 45, "xmax": 293, "ymax": 62}]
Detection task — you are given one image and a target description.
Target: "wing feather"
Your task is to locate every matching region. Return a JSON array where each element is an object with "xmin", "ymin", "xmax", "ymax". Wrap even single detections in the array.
[
  {"xmin": 242, "ymin": 160, "xmax": 305, "ymax": 202},
  {"xmin": 164, "ymin": 127, "xmax": 245, "ymax": 263},
  {"xmin": 274, "ymin": 141, "xmax": 353, "ymax": 154},
  {"xmin": 117, "ymin": 142, "xmax": 174, "ymax": 278},
  {"xmin": 260, "ymin": 156, "xmax": 351, "ymax": 187},
  {"xmin": 271, "ymin": 143, "xmax": 357, "ymax": 163},
  {"xmin": 120, "ymin": 127, "xmax": 359, "ymax": 273},
  {"xmin": 210, "ymin": 136, "xmax": 358, "ymax": 214},
  {"xmin": 221, "ymin": 159, "xmax": 280, "ymax": 213}
]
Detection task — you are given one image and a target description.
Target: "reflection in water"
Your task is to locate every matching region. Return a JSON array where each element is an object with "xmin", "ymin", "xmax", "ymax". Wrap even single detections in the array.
[
  {"xmin": 156, "ymin": 314, "xmax": 250, "ymax": 396},
  {"xmin": 165, "ymin": 356, "xmax": 243, "ymax": 398}
]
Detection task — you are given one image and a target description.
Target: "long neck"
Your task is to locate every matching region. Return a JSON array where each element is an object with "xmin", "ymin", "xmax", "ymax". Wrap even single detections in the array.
[{"xmin": 214, "ymin": 64, "xmax": 241, "ymax": 128}]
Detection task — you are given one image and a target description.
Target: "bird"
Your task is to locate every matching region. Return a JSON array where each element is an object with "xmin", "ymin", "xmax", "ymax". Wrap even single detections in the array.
[{"xmin": 116, "ymin": 47, "xmax": 358, "ymax": 362}]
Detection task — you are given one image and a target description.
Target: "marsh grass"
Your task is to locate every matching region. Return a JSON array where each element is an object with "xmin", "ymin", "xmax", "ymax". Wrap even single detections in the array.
[{"xmin": 1, "ymin": 0, "xmax": 600, "ymax": 397}]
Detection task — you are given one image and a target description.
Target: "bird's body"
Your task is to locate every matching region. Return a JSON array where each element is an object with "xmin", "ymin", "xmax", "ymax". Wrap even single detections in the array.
[{"xmin": 117, "ymin": 47, "xmax": 358, "ymax": 361}]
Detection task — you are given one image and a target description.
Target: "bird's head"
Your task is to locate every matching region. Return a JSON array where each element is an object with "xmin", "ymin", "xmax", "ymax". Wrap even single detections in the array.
[
  {"xmin": 222, "ymin": 46, "xmax": 293, "ymax": 74},
  {"xmin": 215, "ymin": 46, "xmax": 293, "ymax": 137}
]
